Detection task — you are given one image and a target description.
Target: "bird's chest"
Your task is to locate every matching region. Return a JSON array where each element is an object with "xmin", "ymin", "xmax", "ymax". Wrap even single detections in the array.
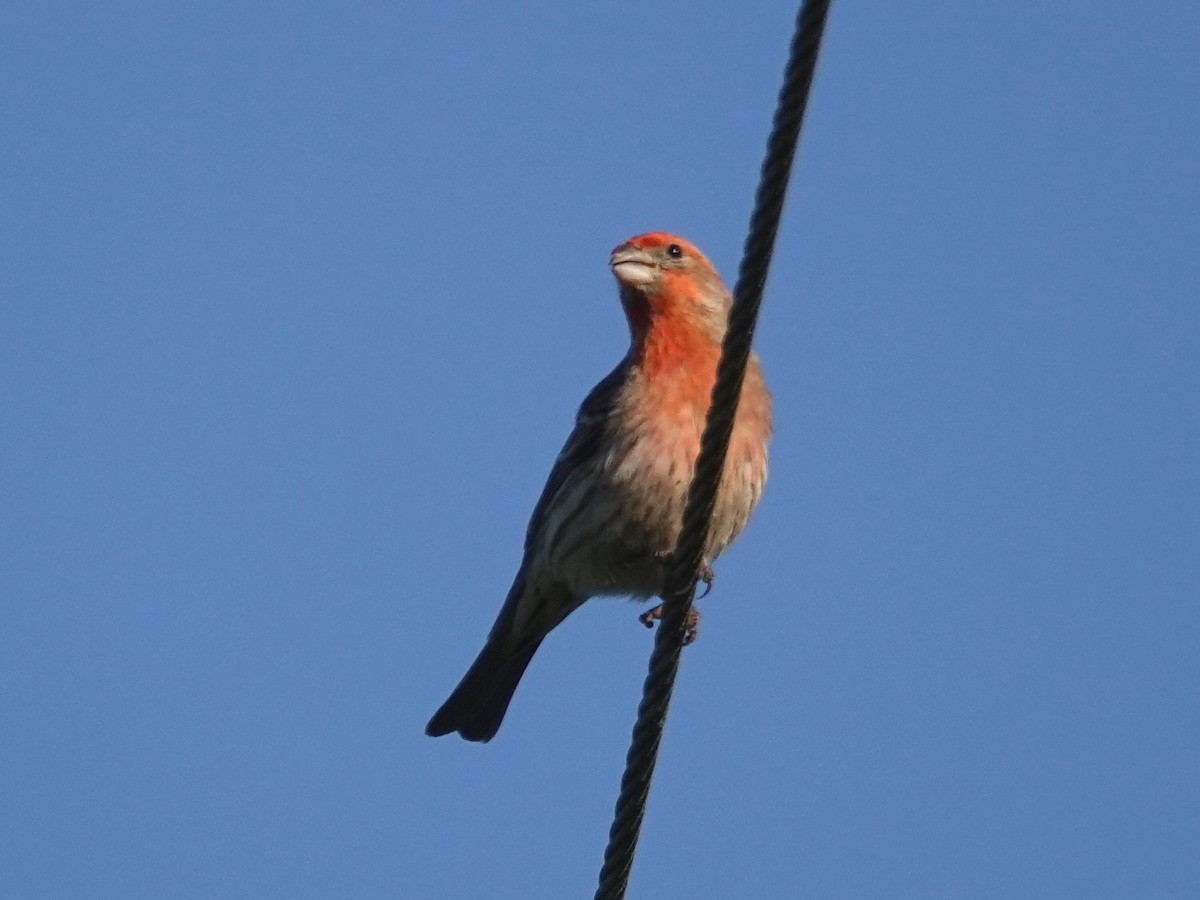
[{"xmin": 605, "ymin": 371, "xmax": 711, "ymax": 540}]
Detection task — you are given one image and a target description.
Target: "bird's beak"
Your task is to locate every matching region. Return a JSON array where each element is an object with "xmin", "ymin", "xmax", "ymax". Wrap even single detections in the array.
[{"xmin": 610, "ymin": 244, "xmax": 658, "ymax": 288}]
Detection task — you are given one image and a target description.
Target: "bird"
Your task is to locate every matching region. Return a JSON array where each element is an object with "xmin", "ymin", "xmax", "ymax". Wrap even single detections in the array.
[{"xmin": 426, "ymin": 232, "xmax": 772, "ymax": 742}]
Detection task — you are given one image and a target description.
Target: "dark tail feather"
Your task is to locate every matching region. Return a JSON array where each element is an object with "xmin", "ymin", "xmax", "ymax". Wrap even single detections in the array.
[{"xmin": 425, "ymin": 634, "xmax": 545, "ymax": 742}]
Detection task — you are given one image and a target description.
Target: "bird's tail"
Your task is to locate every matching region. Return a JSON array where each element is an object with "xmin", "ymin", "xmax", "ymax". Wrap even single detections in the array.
[
  {"xmin": 424, "ymin": 632, "xmax": 545, "ymax": 742},
  {"xmin": 426, "ymin": 576, "xmax": 573, "ymax": 742}
]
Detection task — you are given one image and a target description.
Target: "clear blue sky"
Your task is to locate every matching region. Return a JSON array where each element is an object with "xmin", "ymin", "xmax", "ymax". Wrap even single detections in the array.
[{"xmin": 3, "ymin": 3, "xmax": 1197, "ymax": 898}]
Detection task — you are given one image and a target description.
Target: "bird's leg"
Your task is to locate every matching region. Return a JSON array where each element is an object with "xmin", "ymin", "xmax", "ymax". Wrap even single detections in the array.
[
  {"xmin": 640, "ymin": 551, "xmax": 714, "ymax": 643},
  {"xmin": 652, "ymin": 550, "xmax": 716, "ymax": 597},
  {"xmin": 639, "ymin": 603, "xmax": 702, "ymax": 645}
]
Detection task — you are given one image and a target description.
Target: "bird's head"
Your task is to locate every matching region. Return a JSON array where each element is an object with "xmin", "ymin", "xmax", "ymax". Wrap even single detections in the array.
[{"xmin": 609, "ymin": 232, "xmax": 731, "ymax": 343}]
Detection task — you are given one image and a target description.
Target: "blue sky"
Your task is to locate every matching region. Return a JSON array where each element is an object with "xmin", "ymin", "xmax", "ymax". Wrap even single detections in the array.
[{"xmin": 3, "ymin": 2, "xmax": 1198, "ymax": 897}]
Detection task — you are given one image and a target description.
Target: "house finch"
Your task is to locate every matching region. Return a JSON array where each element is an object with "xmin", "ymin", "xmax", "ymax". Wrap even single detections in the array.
[{"xmin": 426, "ymin": 232, "xmax": 771, "ymax": 742}]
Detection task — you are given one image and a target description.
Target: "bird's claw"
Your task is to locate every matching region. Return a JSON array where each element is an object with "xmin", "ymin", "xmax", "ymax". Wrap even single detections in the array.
[
  {"xmin": 639, "ymin": 603, "xmax": 701, "ymax": 645},
  {"xmin": 654, "ymin": 551, "xmax": 716, "ymax": 598}
]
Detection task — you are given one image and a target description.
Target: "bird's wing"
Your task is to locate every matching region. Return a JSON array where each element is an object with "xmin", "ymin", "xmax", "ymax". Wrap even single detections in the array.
[{"xmin": 523, "ymin": 361, "xmax": 626, "ymax": 555}]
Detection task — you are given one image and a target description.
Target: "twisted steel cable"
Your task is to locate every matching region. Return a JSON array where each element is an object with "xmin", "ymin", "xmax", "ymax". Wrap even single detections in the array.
[{"xmin": 594, "ymin": 3, "xmax": 832, "ymax": 897}]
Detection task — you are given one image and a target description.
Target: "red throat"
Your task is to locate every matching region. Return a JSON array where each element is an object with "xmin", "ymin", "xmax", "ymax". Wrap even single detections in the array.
[{"xmin": 631, "ymin": 306, "xmax": 720, "ymax": 387}]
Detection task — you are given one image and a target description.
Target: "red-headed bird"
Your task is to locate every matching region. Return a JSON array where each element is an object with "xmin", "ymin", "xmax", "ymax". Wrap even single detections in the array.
[{"xmin": 426, "ymin": 233, "xmax": 772, "ymax": 741}]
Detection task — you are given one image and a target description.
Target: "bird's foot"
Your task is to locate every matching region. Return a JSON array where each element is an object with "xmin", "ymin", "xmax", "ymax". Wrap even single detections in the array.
[
  {"xmin": 652, "ymin": 551, "xmax": 716, "ymax": 599},
  {"xmin": 639, "ymin": 603, "xmax": 702, "ymax": 645}
]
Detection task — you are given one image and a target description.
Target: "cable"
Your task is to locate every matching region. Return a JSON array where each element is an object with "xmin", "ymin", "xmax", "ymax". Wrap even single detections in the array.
[{"xmin": 593, "ymin": 3, "xmax": 832, "ymax": 897}]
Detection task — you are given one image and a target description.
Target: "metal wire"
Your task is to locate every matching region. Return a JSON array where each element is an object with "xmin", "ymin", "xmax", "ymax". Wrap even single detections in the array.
[{"xmin": 594, "ymin": 3, "xmax": 832, "ymax": 897}]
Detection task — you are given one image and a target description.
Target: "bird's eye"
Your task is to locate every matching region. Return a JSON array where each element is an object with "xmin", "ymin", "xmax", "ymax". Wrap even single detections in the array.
[{"xmin": 666, "ymin": 244, "xmax": 683, "ymax": 259}]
